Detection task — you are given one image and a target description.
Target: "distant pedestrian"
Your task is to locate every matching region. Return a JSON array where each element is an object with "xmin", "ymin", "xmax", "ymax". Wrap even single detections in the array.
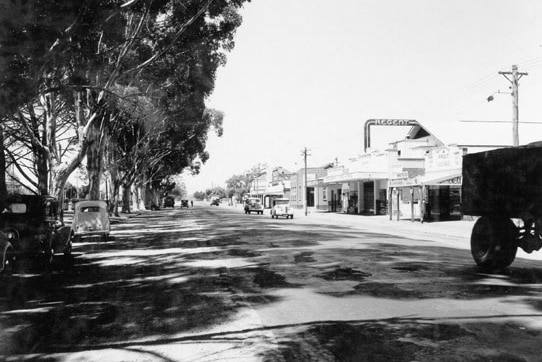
[{"xmin": 190, "ymin": 200, "xmax": 193, "ymax": 207}]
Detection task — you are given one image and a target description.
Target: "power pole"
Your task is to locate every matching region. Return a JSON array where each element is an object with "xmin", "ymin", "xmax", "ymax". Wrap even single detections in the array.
[
  {"xmin": 301, "ymin": 147, "xmax": 311, "ymax": 216},
  {"xmin": 499, "ymin": 65, "xmax": 528, "ymax": 147}
]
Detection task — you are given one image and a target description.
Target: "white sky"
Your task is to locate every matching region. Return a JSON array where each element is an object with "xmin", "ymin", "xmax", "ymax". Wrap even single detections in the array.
[{"xmin": 184, "ymin": 0, "xmax": 542, "ymax": 192}]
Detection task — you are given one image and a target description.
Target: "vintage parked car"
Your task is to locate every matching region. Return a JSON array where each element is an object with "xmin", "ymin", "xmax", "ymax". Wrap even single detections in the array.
[
  {"xmin": 71, "ymin": 200, "xmax": 110, "ymax": 243},
  {"xmin": 210, "ymin": 197, "xmax": 220, "ymax": 206},
  {"xmin": 163, "ymin": 196, "xmax": 175, "ymax": 208},
  {"xmin": 271, "ymin": 198, "xmax": 294, "ymax": 219},
  {"xmin": 0, "ymin": 195, "xmax": 71, "ymax": 271},
  {"xmin": 180, "ymin": 199, "xmax": 189, "ymax": 208},
  {"xmin": 244, "ymin": 197, "xmax": 264, "ymax": 215}
]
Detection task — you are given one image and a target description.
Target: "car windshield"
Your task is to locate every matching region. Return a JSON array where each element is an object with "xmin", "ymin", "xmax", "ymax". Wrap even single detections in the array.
[
  {"xmin": 81, "ymin": 206, "xmax": 101, "ymax": 213},
  {"xmin": 248, "ymin": 199, "xmax": 260, "ymax": 204},
  {"xmin": 275, "ymin": 200, "xmax": 289, "ymax": 205}
]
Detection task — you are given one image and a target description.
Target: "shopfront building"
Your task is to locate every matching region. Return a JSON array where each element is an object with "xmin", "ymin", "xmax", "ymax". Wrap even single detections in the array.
[
  {"xmin": 323, "ymin": 164, "xmax": 389, "ymax": 215},
  {"xmin": 389, "ymin": 145, "xmax": 463, "ymax": 222}
]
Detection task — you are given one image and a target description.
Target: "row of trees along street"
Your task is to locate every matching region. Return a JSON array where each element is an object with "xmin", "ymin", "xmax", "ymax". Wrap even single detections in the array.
[
  {"xmin": 0, "ymin": 0, "xmax": 250, "ymax": 217},
  {"xmin": 192, "ymin": 163, "xmax": 266, "ymax": 201}
]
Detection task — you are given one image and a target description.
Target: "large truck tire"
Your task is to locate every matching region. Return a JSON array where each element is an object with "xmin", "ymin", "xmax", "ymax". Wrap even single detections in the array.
[{"xmin": 471, "ymin": 216, "xmax": 517, "ymax": 271}]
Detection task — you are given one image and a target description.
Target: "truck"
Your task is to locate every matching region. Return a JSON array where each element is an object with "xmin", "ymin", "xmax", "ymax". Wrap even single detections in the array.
[{"xmin": 461, "ymin": 143, "xmax": 542, "ymax": 271}]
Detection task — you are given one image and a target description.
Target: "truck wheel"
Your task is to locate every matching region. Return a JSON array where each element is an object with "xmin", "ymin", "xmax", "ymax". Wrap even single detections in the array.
[{"xmin": 471, "ymin": 216, "xmax": 517, "ymax": 271}]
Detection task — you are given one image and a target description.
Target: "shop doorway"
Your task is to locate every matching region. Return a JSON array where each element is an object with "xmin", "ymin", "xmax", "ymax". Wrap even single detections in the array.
[
  {"xmin": 362, "ymin": 182, "xmax": 374, "ymax": 214},
  {"xmin": 306, "ymin": 187, "xmax": 315, "ymax": 207},
  {"xmin": 330, "ymin": 190, "xmax": 337, "ymax": 212}
]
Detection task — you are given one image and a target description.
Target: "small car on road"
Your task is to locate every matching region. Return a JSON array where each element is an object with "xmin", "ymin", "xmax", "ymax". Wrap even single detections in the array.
[
  {"xmin": 271, "ymin": 198, "xmax": 294, "ymax": 219},
  {"xmin": 180, "ymin": 199, "xmax": 189, "ymax": 208},
  {"xmin": 210, "ymin": 197, "xmax": 220, "ymax": 206},
  {"xmin": 244, "ymin": 197, "xmax": 264, "ymax": 215},
  {"xmin": 71, "ymin": 200, "xmax": 110, "ymax": 242}
]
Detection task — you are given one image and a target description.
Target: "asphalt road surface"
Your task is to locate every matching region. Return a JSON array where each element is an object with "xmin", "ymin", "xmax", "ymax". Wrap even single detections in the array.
[{"xmin": 2, "ymin": 204, "xmax": 542, "ymax": 361}]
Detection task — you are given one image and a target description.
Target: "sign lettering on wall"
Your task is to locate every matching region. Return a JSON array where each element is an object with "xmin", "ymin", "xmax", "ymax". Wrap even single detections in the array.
[
  {"xmin": 438, "ymin": 176, "xmax": 462, "ymax": 185},
  {"xmin": 364, "ymin": 119, "xmax": 420, "ymax": 152},
  {"xmin": 371, "ymin": 119, "xmax": 418, "ymax": 126}
]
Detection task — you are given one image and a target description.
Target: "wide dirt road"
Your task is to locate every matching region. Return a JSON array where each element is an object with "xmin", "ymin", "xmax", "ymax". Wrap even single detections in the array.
[{"xmin": 2, "ymin": 205, "xmax": 542, "ymax": 361}]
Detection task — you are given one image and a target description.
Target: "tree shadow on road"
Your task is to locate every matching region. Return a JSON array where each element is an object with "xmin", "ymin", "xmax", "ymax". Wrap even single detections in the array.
[
  {"xmin": 2, "ymin": 210, "xmax": 542, "ymax": 360},
  {"xmin": 0, "ymin": 212, "xmax": 303, "ymax": 357}
]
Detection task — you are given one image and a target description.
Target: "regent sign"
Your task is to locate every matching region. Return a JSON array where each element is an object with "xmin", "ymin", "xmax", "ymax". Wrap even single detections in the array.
[
  {"xmin": 370, "ymin": 119, "xmax": 418, "ymax": 126},
  {"xmin": 364, "ymin": 119, "xmax": 420, "ymax": 152}
]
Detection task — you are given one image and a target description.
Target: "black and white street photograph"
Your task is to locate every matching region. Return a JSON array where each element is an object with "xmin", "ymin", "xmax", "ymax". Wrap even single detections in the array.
[{"xmin": 2, "ymin": 1, "xmax": 542, "ymax": 361}]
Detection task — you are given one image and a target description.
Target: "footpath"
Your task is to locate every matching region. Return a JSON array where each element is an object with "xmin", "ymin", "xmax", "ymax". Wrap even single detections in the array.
[{"xmin": 306, "ymin": 210, "xmax": 472, "ymax": 239}]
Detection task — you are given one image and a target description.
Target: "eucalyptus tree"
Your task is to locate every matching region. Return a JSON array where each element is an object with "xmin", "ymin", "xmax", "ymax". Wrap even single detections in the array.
[
  {"xmin": 2, "ymin": 97, "xmax": 75, "ymax": 195},
  {"xmin": 0, "ymin": 0, "xmax": 249, "ymax": 209}
]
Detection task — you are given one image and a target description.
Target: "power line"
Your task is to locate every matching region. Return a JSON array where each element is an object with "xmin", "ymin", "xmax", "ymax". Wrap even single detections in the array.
[{"xmin": 460, "ymin": 120, "xmax": 542, "ymax": 124}]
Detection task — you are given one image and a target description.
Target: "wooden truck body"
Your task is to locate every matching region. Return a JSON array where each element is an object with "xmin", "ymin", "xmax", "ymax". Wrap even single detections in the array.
[{"xmin": 461, "ymin": 143, "xmax": 542, "ymax": 270}]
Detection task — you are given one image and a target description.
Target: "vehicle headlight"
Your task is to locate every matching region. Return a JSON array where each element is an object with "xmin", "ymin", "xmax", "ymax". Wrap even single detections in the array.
[{"xmin": 5, "ymin": 231, "xmax": 16, "ymax": 239}]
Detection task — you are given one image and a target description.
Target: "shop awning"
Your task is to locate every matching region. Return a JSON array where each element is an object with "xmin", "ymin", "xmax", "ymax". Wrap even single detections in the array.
[
  {"xmin": 390, "ymin": 170, "xmax": 462, "ymax": 188},
  {"xmin": 419, "ymin": 171, "xmax": 462, "ymax": 186},
  {"xmin": 323, "ymin": 171, "xmax": 389, "ymax": 184},
  {"xmin": 264, "ymin": 184, "xmax": 284, "ymax": 195}
]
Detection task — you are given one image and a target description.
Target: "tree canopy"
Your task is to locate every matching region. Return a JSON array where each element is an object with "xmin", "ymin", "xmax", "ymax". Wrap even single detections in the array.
[{"xmin": 0, "ymin": 0, "xmax": 250, "ymax": 211}]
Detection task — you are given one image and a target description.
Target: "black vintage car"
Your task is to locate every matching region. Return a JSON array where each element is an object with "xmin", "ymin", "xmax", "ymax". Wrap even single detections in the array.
[
  {"xmin": 163, "ymin": 195, "xmax": 175, "ymax": 208},
  {"xmin": 0, "ymin": 195, "xmax": 71, "ymax": 274}
]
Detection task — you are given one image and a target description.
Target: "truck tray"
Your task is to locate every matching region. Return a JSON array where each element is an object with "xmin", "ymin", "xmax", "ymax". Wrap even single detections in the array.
[{"xmin": 461, "ymin": 145, "xmax": 542, "ymax": 217}]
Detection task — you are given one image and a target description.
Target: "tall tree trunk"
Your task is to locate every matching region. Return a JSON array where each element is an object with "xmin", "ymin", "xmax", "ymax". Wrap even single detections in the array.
[
  {"xmin": 36, "ymin": 151, "xmax": 48, "ymax": 195},
  {"xmin": 51, "ymin": 90, "xmax": 90, "ymax": 221},
  {"xmin": 111, "ymin": 178, "xmax": 121, "ymax": 217},
  {"xmin": 0, "ymin": 125, "xmax": 8, "ymax": 207},
  {"xmin": 145, "ymin": 182, "xmax": 155, "ymax": 210},
  {"xmin": 135, "ymin": 182, "xmax": 146, "ymax": 211},
  {"xmin": 86, "ymin": 122, "xmax": 103, "ymax": 200},
  {"xmin": 121, "ymin": 181, "xmax": 132, "ymax": 214}
]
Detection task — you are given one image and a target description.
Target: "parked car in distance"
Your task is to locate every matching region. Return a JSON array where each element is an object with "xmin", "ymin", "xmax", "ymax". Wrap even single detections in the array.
[
  {"xmin": 163, "ymin": 195, "xmax": 175, "ymax": 208},
  {"xmin": 210, "ymin": 197, "xmax": 220, "ymax": 206},
  {"xmin": 180, "ymin": 199, "xmax": 189, "ymax": 208},
  {"xmin": 271, "ymin": 198, "xmax": 294, "ymax": 219},
  {"xmin": 71, "ymin": 200, "xmax": 110, "ymax": 242},
  {"xmin": 0, "ymin": 194, "xmax": 71, "ymax": 269},
  {"xmin": 244, "ymin": 197, "xmax": 264, "ymax": 215}
]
